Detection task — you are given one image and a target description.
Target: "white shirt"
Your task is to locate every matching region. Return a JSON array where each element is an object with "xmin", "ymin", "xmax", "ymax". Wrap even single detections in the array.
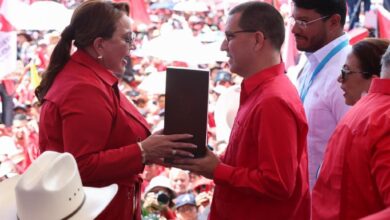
[{"xmin": 297, "ymin": 34, "xmax": 351, "ymax": 189}]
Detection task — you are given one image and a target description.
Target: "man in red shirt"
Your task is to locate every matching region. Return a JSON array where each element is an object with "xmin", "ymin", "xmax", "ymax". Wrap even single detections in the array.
[
  {"xmin": 312, "ymin": 47, "xmax": 390, "ymax": 219},
  {"xmin": 171, "ymin": 2, "xmax": 310, "ymax": 219}
]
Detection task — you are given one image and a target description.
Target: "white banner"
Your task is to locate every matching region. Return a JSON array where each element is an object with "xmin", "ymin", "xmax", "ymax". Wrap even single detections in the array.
[
  {"xmin": 0, "ymin": 31, "xmax": 17, "ymax": 78},
  {"xmin": 0, "ymin": 0, "xmax": 17, "ymax": 79}
]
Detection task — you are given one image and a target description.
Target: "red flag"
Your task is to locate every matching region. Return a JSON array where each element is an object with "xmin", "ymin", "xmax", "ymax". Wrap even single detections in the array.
[
  {"xmin": 348, "ymin": 27, "xmax": 369, "ymax": 45},
  {"xmin": 377, "ymin": 5, "xmax": 390, "ymax": 39},
  {"xmin": 0, "ymin": 15, "xmax": 13, "ymax": 32},
  {"xmin": 0, "ymin": 0, "xmax": 14, "ymax": 31},
  {"xmin": 113, "ymin": 0, "xmax": 151, "ymax": 25}
]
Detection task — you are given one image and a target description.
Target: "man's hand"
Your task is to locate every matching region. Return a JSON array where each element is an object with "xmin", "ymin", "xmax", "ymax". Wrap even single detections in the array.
[{"xmin": 166, "ymin": 147, "xmax": 220, "ymax": 179}]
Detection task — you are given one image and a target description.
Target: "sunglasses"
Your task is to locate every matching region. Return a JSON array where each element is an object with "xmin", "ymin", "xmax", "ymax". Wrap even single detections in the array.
[{"xmin": 340, "ymin": 68, "xmax": 370, "ymax": 81}]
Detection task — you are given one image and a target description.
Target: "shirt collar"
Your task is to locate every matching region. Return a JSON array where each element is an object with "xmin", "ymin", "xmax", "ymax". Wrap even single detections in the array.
[
  {"xmin": 305, "ymin": 33, "xmax": 349, "ymax": 65},
  {"xmin": 241, "ymin": 62, "xmax": 285, "ymax": 96},
  {"xmin": 369, "ymin": 78, "xmax": 390, "ymax": 95},
  {"xmin": 71, "ymin": 49, "xmax": 118, "ymax": 87}
]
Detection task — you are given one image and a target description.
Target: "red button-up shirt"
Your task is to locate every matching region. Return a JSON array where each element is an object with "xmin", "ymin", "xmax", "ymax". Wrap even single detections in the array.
[
  {"xmin": 313, "ymin": 78, "xmax": 390, "ymax": 220},
  {"xmin": 39, "ymin": 50, "xmax": 150, "ymax": 220},
  {"xmin": 210, "ymin": 63, "xmax": 310, "ymax": 220}
]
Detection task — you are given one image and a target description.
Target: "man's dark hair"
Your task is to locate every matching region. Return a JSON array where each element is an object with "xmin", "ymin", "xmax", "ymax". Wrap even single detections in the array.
[
  {"xmin": 230, "ymin": 1, "xmax": 285, "ymax": 51},
  {"xmin": 292, "ymin": 0, "xmax": 347, "ymax": 25}
]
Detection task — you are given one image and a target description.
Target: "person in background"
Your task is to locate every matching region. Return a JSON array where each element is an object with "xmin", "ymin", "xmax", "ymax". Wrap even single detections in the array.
[
  {"xmin": 338, "ymin": 38, "xmax": 390, "ymax": 105},
  {"xmin": 142, "ymin": 175, "xmax": 176, "ymax": 219},
  {"xmin": 385, "ymin": 0, "xmax": 390, "ymax": 11},
  {"xmin": 169, "ymin": 2, "xmax": 310, "ymax": 219},
  {"xmin": 16, "ymin": 31, "xmax": 33, "ymax": 65},
  {"xmin": 291, "ymin": 0, "xmax": 351, "ymax": 188},
  {"xmin": 169, "ymin": 168, "xmax": 191, "ymax": 196},
  {"xmin": 141, "ymin": 164, "xmax": 165, "ymax": 195},
  {"xmin": 0, "ymin": 80, "xmax": 15, "ymax": 127},
  {"xmin": 192, "ymin": 177, "xmax": 214, "ymax": 220},
  {"xmin": 35, "ymin": 1, "xmax": 195, "ymax": 219},
  {"xmin": 312, "ymin": 45, "xmax": 390, "ymax": 220},
  {"xmin": 12, "ymin": 113, "xmax": 39, "ymax": 171},
  {"xmin": 347, "ymin": 0, "xmax": 371, "ymax": 30},
  {"xmin": 175, "ymin": 193, "xmax": 199, "ymax": 220}
]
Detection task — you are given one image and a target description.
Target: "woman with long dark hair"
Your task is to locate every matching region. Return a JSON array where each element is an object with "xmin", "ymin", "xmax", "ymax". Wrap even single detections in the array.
[{"xmin": 36, "ymin": 1, "xmax": 195, "ymax": 219}]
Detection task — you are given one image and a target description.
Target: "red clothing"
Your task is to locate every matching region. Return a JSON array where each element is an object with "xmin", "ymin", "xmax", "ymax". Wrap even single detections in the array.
[
  {"xmin": 39, "ymin": 50, "xmax": 150, "ymax": 220},
  {"xmin": 361, "ymin": 208, "xmax": 390, "ymax": 220},
  {"xmin": 1, "ymin": 79, "xmax": 15, "ymax": 95},
  {"xmin": 313, "ymin": 79, "xmax": 390, "ymax": 220},
  {"xmin": 211, "ymin": 63, "xmax": 310, "ymax": 220}
]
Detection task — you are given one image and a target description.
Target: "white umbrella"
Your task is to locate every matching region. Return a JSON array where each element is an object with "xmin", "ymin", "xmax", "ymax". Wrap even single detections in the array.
[
  {"xmin": 18, "ymin": 1, "xmax": 73, "ymax": 30},
  {"xmin": 141, "ymin": 30, "xmax": 223, "ymax": 64},
  {"xmin": 199, "ymin": 32, "xmax": 228, "ymax": 62},
  {"xmin": 138, "ymin": 71, "xmax": 166, "ymax": 94},
  {"xmin": 173, "ymin": 1, "xmax": 209, "ymax": 12},
  {"xmin": 203, "ymin": 41, "xmax": 228, "ymax": 62}
]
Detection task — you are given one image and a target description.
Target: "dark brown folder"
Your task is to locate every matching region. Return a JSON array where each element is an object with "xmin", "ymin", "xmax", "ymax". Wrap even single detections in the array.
[{"xmin": 164, "ymin": 67, "xmax": 209, "ymax": 158}]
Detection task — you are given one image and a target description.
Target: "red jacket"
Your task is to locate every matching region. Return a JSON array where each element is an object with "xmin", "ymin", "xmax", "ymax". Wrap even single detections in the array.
[
  {"xmin": 313, "ymin": 79, "xmax": 390, "ymax": 219},
  {"xmin": 39, "ymin": 50, "xmax": 150, "ymax": 220}
]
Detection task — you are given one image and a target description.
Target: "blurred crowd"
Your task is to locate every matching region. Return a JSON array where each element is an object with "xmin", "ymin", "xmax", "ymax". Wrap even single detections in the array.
[{"xmin": 0, "ymin": 0, "xmax": 389, "ymax": 219}]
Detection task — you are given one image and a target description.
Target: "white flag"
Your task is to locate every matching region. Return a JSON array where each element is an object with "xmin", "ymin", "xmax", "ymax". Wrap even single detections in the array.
[{"xmin": 0, "ymin": 0, "xmax": 17, "ymax": 79}]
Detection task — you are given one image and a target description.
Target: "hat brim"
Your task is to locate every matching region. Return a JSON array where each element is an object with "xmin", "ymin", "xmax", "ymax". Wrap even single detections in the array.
[
  {"xmin": 0, "ymin": 176, "xmax": 20, "ymax": 220},
  {"xmin": 0, "ymin": 176, "xmax": 118, "ymax": 220},
  {"xmin": 72, "ymin": 184, "xmax": 118, "ymax": 220}
]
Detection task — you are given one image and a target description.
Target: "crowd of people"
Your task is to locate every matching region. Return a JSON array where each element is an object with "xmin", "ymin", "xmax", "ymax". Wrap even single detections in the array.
[{"xmin": 0, "ymin": 0, "xmax": 390, "ymax": 219}]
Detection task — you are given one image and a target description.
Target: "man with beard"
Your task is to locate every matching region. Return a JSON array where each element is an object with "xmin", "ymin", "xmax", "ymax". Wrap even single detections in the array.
[{"xmin": 291, "ymin": 0, "xmax": 351, "ymax": 189}]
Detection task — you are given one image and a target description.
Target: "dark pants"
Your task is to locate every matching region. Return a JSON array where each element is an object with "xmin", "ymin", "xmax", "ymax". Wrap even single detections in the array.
[
  {"xmin": 0, "ymin": 83, "xmax": 14, "ymax": 127},
  {"xmin": 347, "ymin": 0, "xmax": 371, "ymax": 30},
  {"xmin": 384, "ymin": 0, "xmax": 390, "ymax": 11}
]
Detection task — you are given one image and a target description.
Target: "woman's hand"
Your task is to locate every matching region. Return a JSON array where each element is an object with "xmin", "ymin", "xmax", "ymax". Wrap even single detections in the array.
[{"xmin": 141, "ymin": 133, "xmax": 196, "ymax": 164}]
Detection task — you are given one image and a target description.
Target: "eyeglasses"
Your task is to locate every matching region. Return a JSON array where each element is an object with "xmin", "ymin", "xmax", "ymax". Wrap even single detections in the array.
[
  {"xmin": 290, "ymin": 15, "xmax": 330, "ymax": 29},
  {"xmin": 224, "ymin": 29, "xmax": 258, "ymax": 42},
  {"xmin": 123, "ymin": 32, "xmax": 136, "ymax": 46},
  {"xmin": 340, "ymin": 68, "xmax": 370, "ymax": 81}
]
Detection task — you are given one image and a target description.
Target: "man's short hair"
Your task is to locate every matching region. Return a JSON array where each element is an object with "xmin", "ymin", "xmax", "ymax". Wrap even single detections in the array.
[
  {"xmin": 292, "ymin": 0, "xmax": 347, "ymax": 26},
  {"xmin": 381, "ymin": 46, "xmax": 390, "ymax": 72},
  {"xmin": 229, "ymin": 1, "xmax": 285, "ymax": 51}
]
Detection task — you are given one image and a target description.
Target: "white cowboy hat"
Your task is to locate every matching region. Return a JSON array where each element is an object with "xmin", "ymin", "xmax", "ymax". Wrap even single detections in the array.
[
  {"xmin": 214, "ymin": 84, "xmax": 240, "ymax": 143},
  {"xmin": 0, "ymin": 151, "xmax": 118, "ymax": 220}
]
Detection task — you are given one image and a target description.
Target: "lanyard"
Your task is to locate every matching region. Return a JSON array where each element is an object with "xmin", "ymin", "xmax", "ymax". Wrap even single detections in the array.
[{"xmin": 299, "ymin": 39, "xmax": 349, "ymax": 102}]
